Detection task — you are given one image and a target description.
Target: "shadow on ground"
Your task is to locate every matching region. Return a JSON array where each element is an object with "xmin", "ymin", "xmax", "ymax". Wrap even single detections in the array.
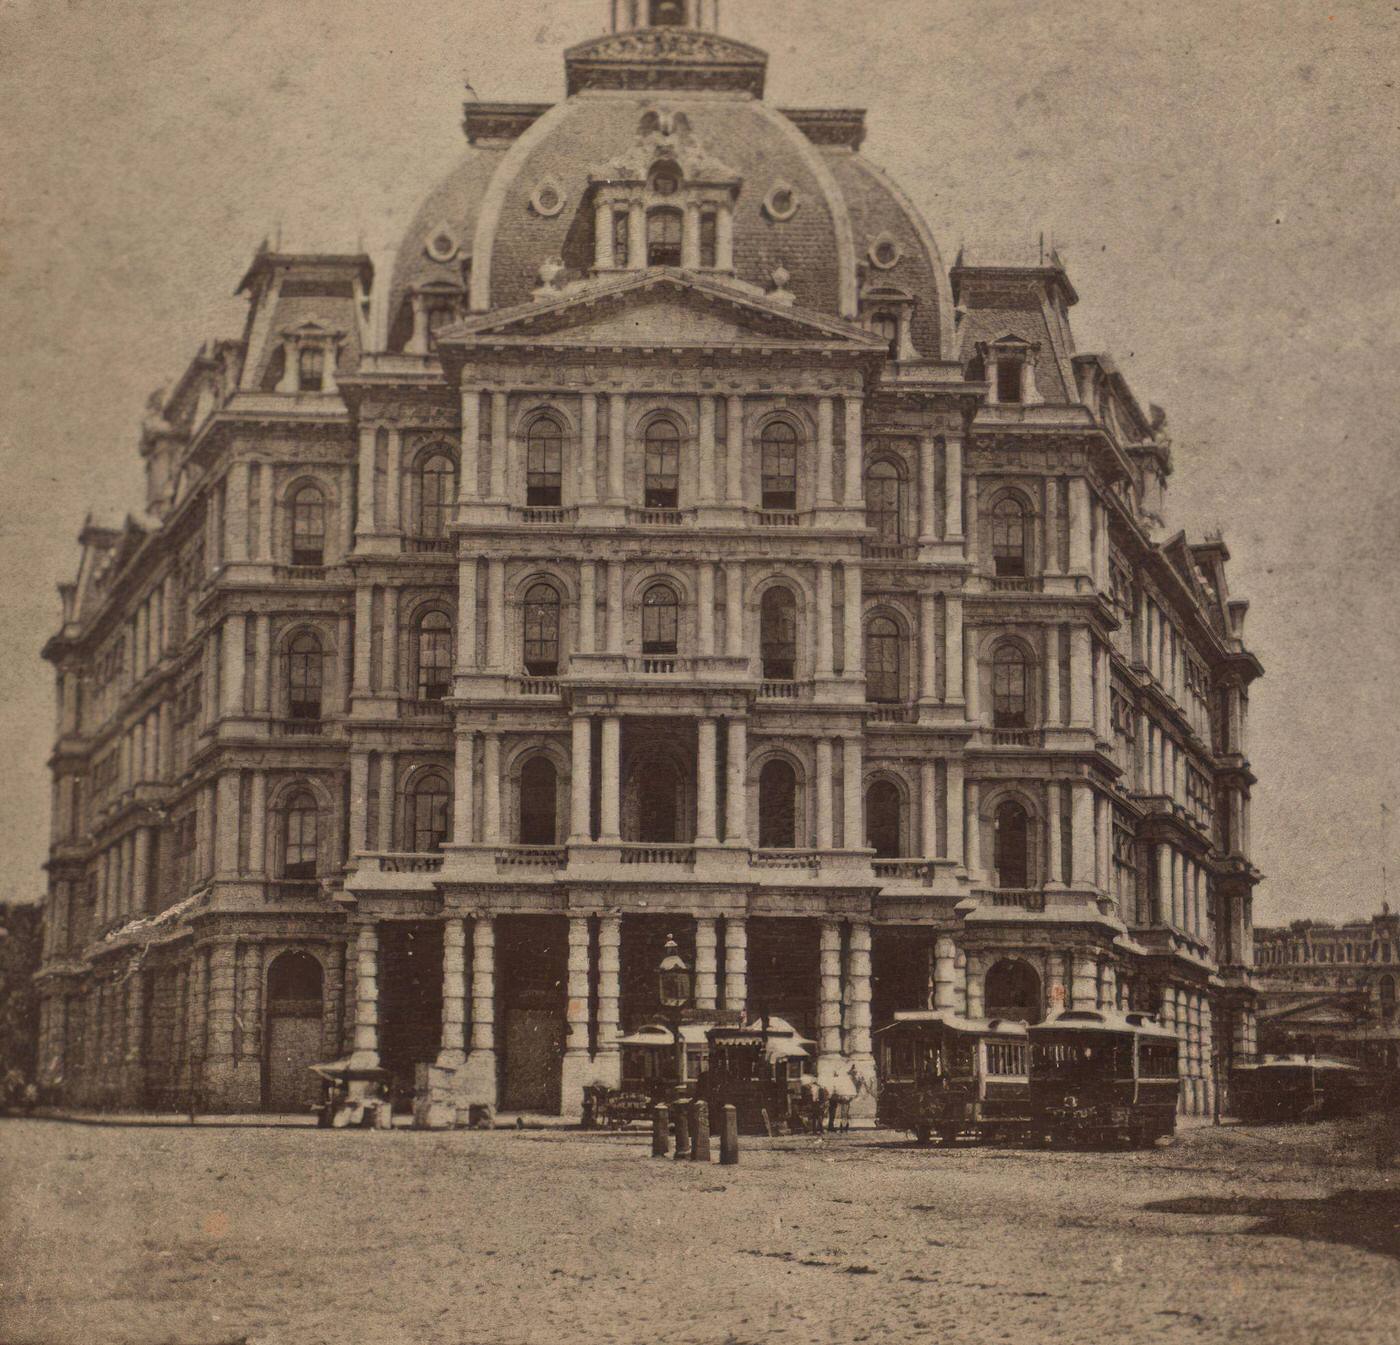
[{"xmin": 1144, "ymin": 1188, "xmax": 1400, "ymax": 1261}]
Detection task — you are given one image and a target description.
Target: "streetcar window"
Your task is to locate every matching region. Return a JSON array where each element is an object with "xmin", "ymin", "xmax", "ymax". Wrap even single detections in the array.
[
  {"xmin": 949, "ymin": 1040, "xmax": 975, "ymax": 1075},
  {"xmin": 986, "ymin": 1042, "xmax": 1027, "ymax": 1076}
]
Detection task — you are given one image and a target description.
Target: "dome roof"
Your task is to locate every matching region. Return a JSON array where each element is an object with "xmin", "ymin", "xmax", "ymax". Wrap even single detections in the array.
[{"xmin": 388, "ymin": 29, "xmax": 953, "ymax": 359}]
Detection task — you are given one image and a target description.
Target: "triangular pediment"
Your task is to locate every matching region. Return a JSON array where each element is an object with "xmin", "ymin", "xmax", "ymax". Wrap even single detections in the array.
[{"xmin": 440, "ymin": 272, "xmax": 883, "ymax": 352}]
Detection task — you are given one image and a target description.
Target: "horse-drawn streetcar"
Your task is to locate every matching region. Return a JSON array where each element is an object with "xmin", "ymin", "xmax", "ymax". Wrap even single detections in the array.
[
  {"xmin": 874, "ymin": 1011, "xmax": 1031, "ymax": 1144},
  {"xmin": 1027, "ymin": 1009, "xmax": 1180, "ymax": 1148}
]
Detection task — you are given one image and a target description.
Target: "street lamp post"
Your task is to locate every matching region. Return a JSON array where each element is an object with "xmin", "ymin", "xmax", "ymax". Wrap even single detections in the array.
[{"xmin": 658, "ymin": 933, "xmax": 692, "ymax": 1091}]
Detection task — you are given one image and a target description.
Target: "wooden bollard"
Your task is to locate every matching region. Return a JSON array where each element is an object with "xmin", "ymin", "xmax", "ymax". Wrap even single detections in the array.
[
  {"xmin": 720, "ymin": 1104, "xmax": 739, "ymax": 1165},
  {"xmin": 673, "ymin": 1103, "xmax": 691, "ymax": 1160},
  {"xmin": 690, "ymin": 1100, "xmax": 711, "ymax": 1162},
  {"xmin": 652, "ymin": 1103, "xmax": 670, "ymax": 1158}
]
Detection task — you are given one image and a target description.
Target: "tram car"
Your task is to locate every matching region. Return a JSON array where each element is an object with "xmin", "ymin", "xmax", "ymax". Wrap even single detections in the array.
[
  {"xmin": 874, "ymin": 1011, "xmax": 1031, "ymax": 1144},
  {"xmin": 1231, "ymin": 1055, "xmax": 1373, "ymax": 1124},
  {"xmin": 581, "ymin": 1022, "xmax": 713, "ymax": 1128},
  {"xmin": 696, "ymin": 1017, "xmax": 814, "ymax": 1135},
  {"xmin": 1028, "ymin": 1009, "xmax": 1180, "ymax": 1148}
]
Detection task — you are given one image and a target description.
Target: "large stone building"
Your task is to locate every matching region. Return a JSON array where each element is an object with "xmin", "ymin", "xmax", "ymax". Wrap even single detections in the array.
[
  {"xmin": 35, "ymin": 0, "xmax": 1263, "ymax": 1121},
  {"xmin": 1253, "ymin": 909, "xmax": 1400, "ymax": 1071}
]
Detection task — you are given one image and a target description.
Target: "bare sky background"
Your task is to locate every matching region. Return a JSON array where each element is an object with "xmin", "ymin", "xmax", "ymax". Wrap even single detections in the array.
[{"xmin": 1, "ymin": 0, "xmax": 1396, "ymax": 925}]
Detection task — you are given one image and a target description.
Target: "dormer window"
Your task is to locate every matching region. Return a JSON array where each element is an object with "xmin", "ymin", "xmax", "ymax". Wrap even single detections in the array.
[
  {"xmin": 872, "ymin": 313, "xmax": 899, "ymax": 360},
  {"xmin": 997, "ymin": 356, "xmax": 1024, "ymax": 404},
  {"xmin": 612, "ymin": 211, "xmax": 631, "ymax": 268},
  {"xmin": 699, "ymin": 211, "xmax": 718, "ymax": 268},
  {"xmin": 297, "ymin": 346, "xmax": 324, "ymax": 393},
  {"xmin": 647, "ymin": 208, "xmax": 683, "ymax": 266},
  {"xmin": 650, "ymin": 0, "xmax": 685, "ymax": 24}
]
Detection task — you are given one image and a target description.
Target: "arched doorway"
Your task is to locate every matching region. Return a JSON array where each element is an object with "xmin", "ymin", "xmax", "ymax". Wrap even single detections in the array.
[
  {"xmin": 264, "ymin": 950, "xmax": 324, "ymax": 1112},
  {"xmin": 984, "ymin": 958, "xmax": 1041, "ymax": 1024}
]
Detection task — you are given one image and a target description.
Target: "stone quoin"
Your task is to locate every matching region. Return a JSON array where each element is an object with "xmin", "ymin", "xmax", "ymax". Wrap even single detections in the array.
[{"xmin": 34, "ymin": 0, "xmax": 1262, "ymax": 1122}]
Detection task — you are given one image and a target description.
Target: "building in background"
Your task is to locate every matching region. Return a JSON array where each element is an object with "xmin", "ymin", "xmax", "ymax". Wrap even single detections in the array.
[
  {"xmin": 35, "ymin": 0, "xmax": 1262, "ymax": 1121},
  {"xmin": 1253, "ymin": 908, "xmax": 1400, "ymax": 1071}
]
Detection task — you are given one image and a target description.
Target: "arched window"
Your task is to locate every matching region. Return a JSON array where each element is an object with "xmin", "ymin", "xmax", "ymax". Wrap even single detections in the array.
[
  {"xmin": 527, "ymin": 418, "xmax": 563, "ymax": 507},
  {"xmin": 523, "ymin": 583, "xmax": 561, "ymax": 675},
  {"xmin": 761, "ymin": 422, "xmax": 798, "ymax": 511},
  {"xmin": 266, "ymin": 949, "xmax": 323, "ymax": 1010},
  {"xmin": 644, "ymin": 420, "xmax": 680, "ymax": 508},
  {"xmin": 866, "ymin": 780, "xmax": 902, "ymax": 858},
  {"xmin": 287, "ymin": 632, "xmax": 323, "ymax": 721},
  {"xmin": 282, "ymin": 791, "xmax": 319, "ymax": 878},
  {"xmin": 642, "ymin": 584, "xmax": 679, "ymax": 655},
  {"xmin": 993, "ymin": 800, "xmax": 1030, "ymax": 889},
  {"xmin": 865, "ymin": 616, "xmax": 901, "ymax": 703},
  {"xmin": 872, "ymin": 312, "xmax": 899, "ymax": 359},
  {"xmin": 520, "ymin": 757, "xmax": 559, "ymax": 846},
  {"xmin": 991, "ymin": 496, "xmax": 1029, "ymax": 577},
  {"xmin": 758, "ymin": 759, "xmax": 798, "ymax": 849},
  {"xmin": 416, "ymin": 611, "xmax": 453, "ymax": 700},
  {"xmin": 636, "ymin": 756, "xmax": 683, "ymax": 843},
  {"xmin": 407, "ymin": 771, "xmax": 450, "ymax": 853},
  {"xmin": 647, "ymin": 208, "xmax": 683, "ymax": 266},
  {"xmin": 298, "ymin": 346, "xmax": 324, "ymax": 393},
  {"xmin": 985, "ymin": 959, "xmax": 1041, "ymax": 1023},
  {"xmin": 992, "ymin": 645, "xmax": 1030, "ymax": 728},
  {"xmin": 290, "ymin": 485, "xmax": 326, "ymax": 566},
  {"xmin": 650, "ymin": 0, "xmax": 685, "ymax": 24},
  {"xmin": 649, "ymin": 158, "xmax": 682, "ymax": 195},
  {"xmin": 417, "ymin": 453, "xmax": 455, "ymax": 539},
  {"xmin": 865, "ymin": 461, "xmax": 903, "ymax": 542},
  {"xmin": 760, "ymin": 587, "xmax": 797, "ymax": 680}
]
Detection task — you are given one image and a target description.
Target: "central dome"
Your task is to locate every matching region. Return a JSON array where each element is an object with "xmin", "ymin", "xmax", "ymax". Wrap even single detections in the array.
[{"xmin": 388, "ymin": 12, "xmax": 953, "ymax": 361}]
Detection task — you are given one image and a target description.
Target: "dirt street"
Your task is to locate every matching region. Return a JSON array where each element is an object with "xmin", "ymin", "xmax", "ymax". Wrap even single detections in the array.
[{"xmin": 2, "ymin": 1117, "xmax": 1397, "ymax": 1345}]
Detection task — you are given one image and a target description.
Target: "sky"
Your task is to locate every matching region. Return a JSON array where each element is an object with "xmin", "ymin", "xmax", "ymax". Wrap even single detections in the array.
[{"xmin": 1, "ymin": 0, "xmax": 1397, "ymax": 925}]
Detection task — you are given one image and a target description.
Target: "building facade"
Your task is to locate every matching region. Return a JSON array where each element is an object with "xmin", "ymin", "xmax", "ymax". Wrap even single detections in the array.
[
  {"xmin": 35, "ymin": 0, "xmax": 1263, "ymax": 1121},
  {"xmin": 1253, "ymin": 909, "xmax": 1400, "ymax": 1071}
]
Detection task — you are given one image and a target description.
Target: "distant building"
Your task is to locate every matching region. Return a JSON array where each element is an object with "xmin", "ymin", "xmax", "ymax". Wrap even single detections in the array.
[
  {"xmin": 35, "ymin": 0, "xmax": 1262, "ymax": 1121},
  {"xmin": 1253, "ymin": 908, "xmax": 1400, "ymax": 1070}
]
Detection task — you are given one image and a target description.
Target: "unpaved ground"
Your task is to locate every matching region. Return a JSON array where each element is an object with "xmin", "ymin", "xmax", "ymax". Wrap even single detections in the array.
[{"xmin": 2, "ymin": 1117, "xmax": 1397, "ymax": 1345}]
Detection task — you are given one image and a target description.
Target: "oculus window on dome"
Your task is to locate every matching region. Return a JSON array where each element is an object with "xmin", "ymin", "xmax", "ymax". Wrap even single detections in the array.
[{"xmin": 763, "ymin": 184, "xmax": 800, "ymax": 223}]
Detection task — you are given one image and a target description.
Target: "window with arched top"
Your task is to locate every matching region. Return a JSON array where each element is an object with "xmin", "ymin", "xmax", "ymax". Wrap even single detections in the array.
[
  {"xmin": 527, "ymin": 419, "xmax": 563, "ymax": 507},
  {"xmin": 287, "ymin": 632, "xmax": 323, "ymax": 721},
  {"xmin": 760, "ymin": 587, "xmax": 798, "ymax": 680},
  {"xmin": 415, "ymin": 611, "xmax": 453, "ymax": 701},
  {"xmin": 519, "ymin": 757, "xmax": 559, "ymax": 846},
  {"xmin": 991, "ymin": 496, "xmax": 1029, "ymax": 577},
  {"xmin": 992, "ymin": 645, "xmax": 1030, "ymax": 728},
  {"xmin": 865, "ymin": 616, "xmax": 902, "ymax": 703},
  {"xmin": 282, "ymin": 791, "xmax": 319, "ymax": 878},
  {"xmin": 993, "ymin": 800, "xmax": 1030, "ymax": 889},
  {"xmin": 644, "ymin": 420, "xmax": 680, "ymax": 508},
  {"xmin": 758, "ymin": 759, "xmax": 798, "ymax": 849},
  {"xmin": 866, "ymin": 780, "xmax": 902, "ymax": 858},
  {"xmin": 298, "ymin": 346, "xmax": 324, "ymax": 393},
  {"xmin": 408, "ymin": 771, "xmax": 450, "ymax": 853},
  {"xmin": 647, "ymin": 208, "xmax": 683, "ymax": 266},
  {"xmin": 865, "ymin": 461, "xmax": 903, "ymax": 542},
  {"xmin": 649, "ymin": 158, "xmax": 682, "ymax": 195},
  {"xmin": 984, "ymin": 958, "xmax": 1041, "ymax": 1023},
  {"xmin": 417, "ymin": 453, "xmax": 455, "ymax": 539},
  {"xmin": 761, "ymin": 421, "xmax": 798, "ymax": 511},
  {"xmin": 523, "ymin": 583, "xmax": 561, "ymax": 675},
  {"xmin": 641, "ymin": 584, "xmax": 679, "ymax": 655},
  {"xmin": 290, "ymin": 485, "xmax": 326, "ymax": 566},
  {"xmin": 266, "ymin": 949, "xmax": 323, "ymax": 1008},
  {"xmin": 650, "ymin": 0, "xmax": 685, "ymax": 25}
]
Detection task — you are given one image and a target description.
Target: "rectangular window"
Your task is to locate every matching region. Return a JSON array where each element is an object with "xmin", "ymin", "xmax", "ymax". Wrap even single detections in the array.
[
  {"xmin": 613, "ymin": 211, "xmax": 630, "ymax": 268},
  {"xmin": 699, "ymin": 212, "xmax": 718, "ymax": 268},
  {"xmin": 996, "ymin": 357, "xmax": 1023, "ymax": 404}
]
